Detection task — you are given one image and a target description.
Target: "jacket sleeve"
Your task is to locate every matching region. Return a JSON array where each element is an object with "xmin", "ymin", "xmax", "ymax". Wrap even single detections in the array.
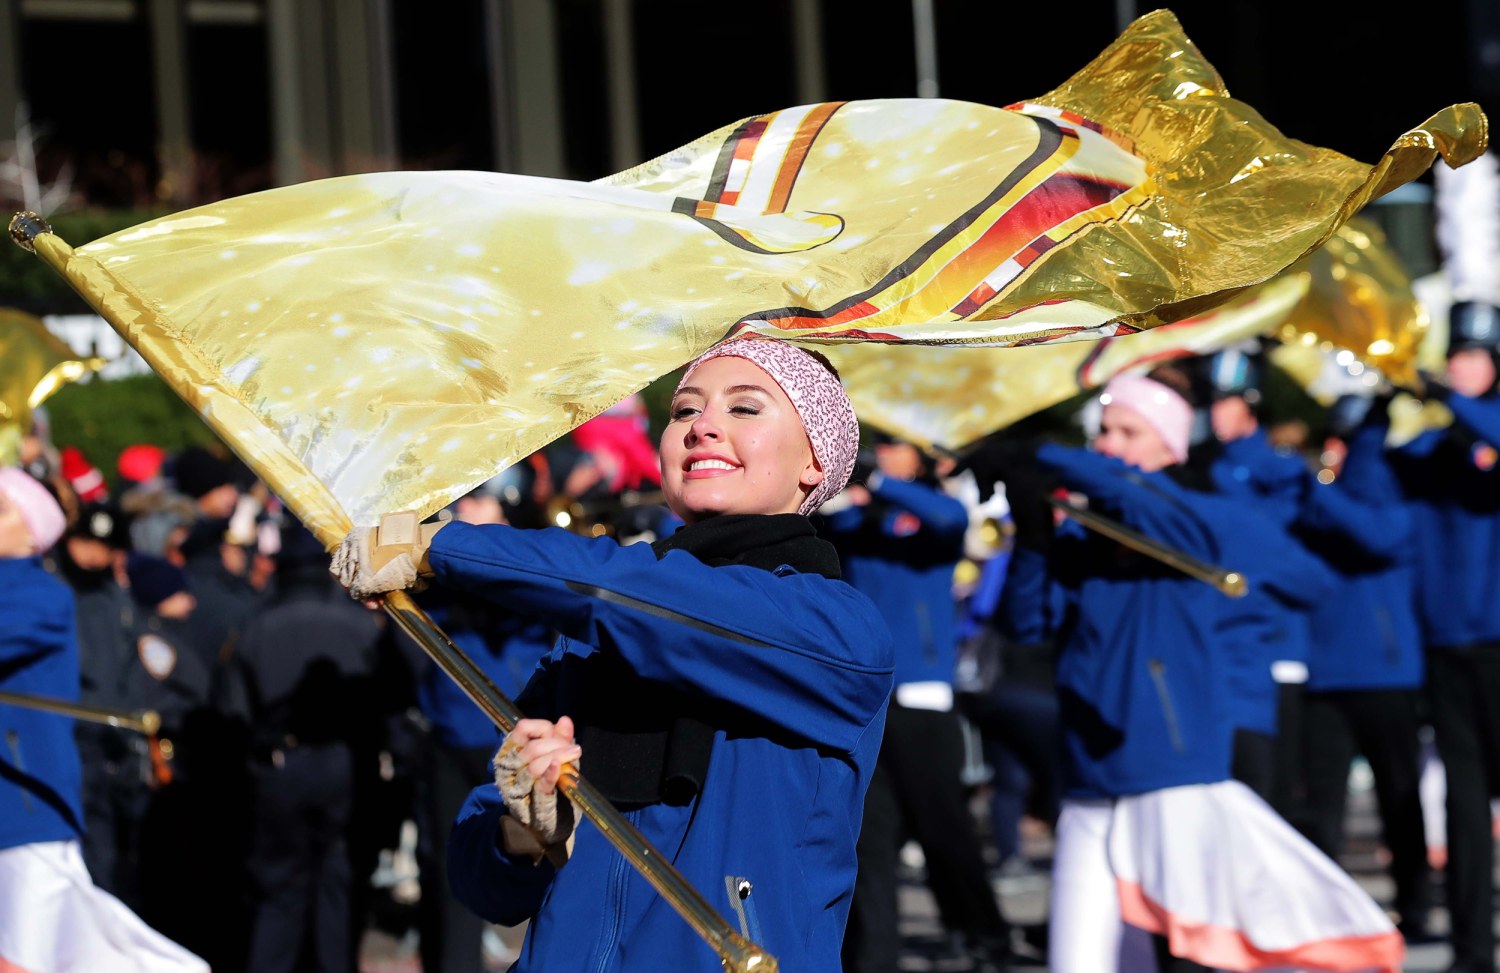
[
  {"xmin": 1295, "ymin": 425, "xmax": 1410, "ymax": 564},
  {"xmin": 1034, "ymin": 443, "xmax": 1221, "ymax": 561},
  {"xmin": 0, "ymin": 579, "xmax": 73, "ymax": 664},
  {"xmin": 868, "ymin": 477, "xmax": 970, "ymax": 539},
  {"xmin": 996, "ymin": 545, "xmax": 1054, "ymax": 643},
  {"xmin": 1237, "ymin": 516, "xmax": 1337, "ymax": 610},
  {"xmin": 427, "ymin": 523, "xmax": 895, "ymax": 754},
  {"xmin": 1447, "ymin": 392, "xmax": 1500, "ymax": 447},
  {"xmin": 447, "ymin": 783, "xmax": 557, "ymax": 926}
]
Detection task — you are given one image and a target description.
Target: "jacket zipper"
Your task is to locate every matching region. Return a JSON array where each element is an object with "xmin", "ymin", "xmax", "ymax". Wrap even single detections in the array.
[
  {"xmin": 724, "ymin": 875, "xmax": 764, "ymax": 942},
  {"xmin": 6, "ymin": 731, "xmax": 32, "ymax": 811},
  {"xmin": 1146, "ymin": 659, "xmax": 1186, "ymax": 752},
  {"xmin": 1375, "ymin": 607, "xmax": 1399, "ymax": 667},
  {"xmin": 593, "ymin": 836, "xmax": 630, "ymax": 973}
]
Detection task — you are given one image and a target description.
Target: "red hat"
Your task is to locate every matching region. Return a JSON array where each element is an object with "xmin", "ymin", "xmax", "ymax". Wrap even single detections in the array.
[
  {"xmin": 117, "ymin": 444, "xmax": 165, "ymax": 485},
  {"xmin": 60, "ymin": 446, "xmax": 107, "ymax": 503}
]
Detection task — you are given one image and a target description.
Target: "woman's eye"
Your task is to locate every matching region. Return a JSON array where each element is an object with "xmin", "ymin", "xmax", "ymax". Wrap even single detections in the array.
[
  {"xmin": 730, "ymin": 403, "xmax": 761, "ymax": 416},
  {"xmin": 670, "ymin": 404, "xmax": 700, "ymax": 420}
]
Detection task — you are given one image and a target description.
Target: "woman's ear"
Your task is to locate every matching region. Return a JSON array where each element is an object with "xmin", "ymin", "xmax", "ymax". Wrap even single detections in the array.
[{"xmin": 801, "ymin": 458, "xmax": 826, "ymax": 488}]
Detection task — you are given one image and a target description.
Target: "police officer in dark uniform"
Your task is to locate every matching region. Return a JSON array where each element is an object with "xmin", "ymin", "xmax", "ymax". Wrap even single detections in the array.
[
  {"xmin": 50, "ymin": 503, "xmax": 149, "ymax": 904},
  {"xmin": 237, "ymin": 521, "xmax": 384, "ymax": 973},
  {"xmin": 121, "ymin": 552, "xmax": 239, "ymax": 971},
  {"xmin": 1388, "ymin": 301, "xmax": 1500, "ymax": 972}
]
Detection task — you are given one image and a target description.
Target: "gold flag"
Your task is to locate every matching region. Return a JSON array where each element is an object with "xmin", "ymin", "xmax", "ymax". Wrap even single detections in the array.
[
  {"xmin": 1270, "ymin": 217, "xmax": 1428, "ymax": 387},
  {"xmin": 825, "ymin": 274, "xmax": 1311, "ymax": 452},
  {"xmin": 12, "ymin": 10, "xmax": 1486, "ymax": 545},
  {"xmin": 0, "ymin": 309, "xmax": 104, "ymax": 465}
]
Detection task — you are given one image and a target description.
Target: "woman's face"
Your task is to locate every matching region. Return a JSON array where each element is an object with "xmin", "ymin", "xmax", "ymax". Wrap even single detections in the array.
[
  {"xmin": 0, "ymin": 491, "xmax": 37, "ymax": 558},
  {"xmin": 1094, "ymin": 403, "xmax": 1177, "ymax": 473},
  {"xmin": 660, "ymin": 356, "xmax": 824, "ymax": 524}
]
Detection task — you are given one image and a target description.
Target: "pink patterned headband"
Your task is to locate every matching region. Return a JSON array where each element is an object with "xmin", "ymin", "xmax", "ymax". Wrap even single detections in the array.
[
  {"xmin": 1099, "ymin": 373, "xmax": 1193, "ymax": 464},
  {"xmin": 677, "ymin": 338, "xmax": 859, "ymax": 514}
]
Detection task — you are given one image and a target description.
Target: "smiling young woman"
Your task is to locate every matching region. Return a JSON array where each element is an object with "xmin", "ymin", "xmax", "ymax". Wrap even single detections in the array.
[{"xmin": 333, "ymin": 336, "xmax": 893, "ymax": 973}]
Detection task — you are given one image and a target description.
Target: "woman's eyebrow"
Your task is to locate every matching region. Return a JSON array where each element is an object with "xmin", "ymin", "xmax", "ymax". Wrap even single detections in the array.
[
  {"xmin": 673, "ymin": 386, "xmax": 704, "ymax": 398},
  {"xmin": 724, "ymin": 384, "xmax": 773, "ymax": 396}
]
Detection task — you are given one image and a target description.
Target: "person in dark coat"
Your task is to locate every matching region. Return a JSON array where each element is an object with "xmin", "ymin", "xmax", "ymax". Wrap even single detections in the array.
[
  {"xmin": 52, "ymin": 502, "xmax": 150, "ymax": 904},
  {"xmin": 1388, "ymin": 300, "xmax": 1500, "ymax": 972},
  {"xmin": 238, "ymin": 521, "xmax": 385, "ymax": 973},
  {"xmin": 333, "ymin": 337, "xmax": 893, "ymax": 973},
  {"xmin": 171, "ymin": 447, "xmax": 257, "ymax": 679}
]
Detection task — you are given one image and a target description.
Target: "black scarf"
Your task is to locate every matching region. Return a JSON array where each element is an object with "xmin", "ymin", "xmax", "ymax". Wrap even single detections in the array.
[{"xmin": 575, "ymin": 514, "xmax": 840, "ymax": 807}]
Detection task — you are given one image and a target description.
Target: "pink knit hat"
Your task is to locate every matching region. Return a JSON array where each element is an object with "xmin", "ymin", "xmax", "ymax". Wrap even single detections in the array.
[
  {"xmin": 0, "ymin": 468, "xmax": 67, "ymax": 553},
  {"xmin": 1099, "ymin": 374, "xmax": 1193, "ymax": 465},
  {"xmin": 677, "ymin": 338, "xmax": 859, "ymax": 514}
]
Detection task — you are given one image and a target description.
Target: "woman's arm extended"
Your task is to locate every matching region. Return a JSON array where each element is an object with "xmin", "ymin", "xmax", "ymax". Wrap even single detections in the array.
[{"xmin": 427, "ymin": 523, "xmax": 894, "ymax": 754}]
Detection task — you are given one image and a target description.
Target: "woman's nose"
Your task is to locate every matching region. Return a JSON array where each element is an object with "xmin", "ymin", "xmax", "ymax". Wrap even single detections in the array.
[{"xmin": 688, "ymin": 412, "xmax": 723, "ymax": 442}]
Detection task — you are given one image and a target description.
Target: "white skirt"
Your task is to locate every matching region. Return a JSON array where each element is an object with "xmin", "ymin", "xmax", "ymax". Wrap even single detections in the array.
[
  {"xmin": 0, "ymin": 840, "xmax": 208, "ymax": 973},
  {"xmin": 1049, "ymin": 780, "xmax": 1402, "ymax": 973}
]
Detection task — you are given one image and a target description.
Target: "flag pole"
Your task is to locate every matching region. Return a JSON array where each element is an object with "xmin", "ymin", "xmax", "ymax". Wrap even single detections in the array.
[
  {"xmin": 0, "ymin": 689, "xmax": 160, "ymax": 735},
  {"xmin": 9, "ymin": 211, "xmax": 777, "ymax": 973}
]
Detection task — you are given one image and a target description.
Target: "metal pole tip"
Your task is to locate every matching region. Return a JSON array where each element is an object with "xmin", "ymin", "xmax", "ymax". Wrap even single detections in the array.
[{"xmin": 9, "ymin": 211, "xmax": 52, "ymax": 252}]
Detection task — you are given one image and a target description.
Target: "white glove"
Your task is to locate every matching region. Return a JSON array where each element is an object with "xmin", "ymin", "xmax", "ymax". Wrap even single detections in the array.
[
  {"xmin": 330, "ymin": 512, "xmax": 445, "ymax": 600},
  {"xmin": 493, "ymin": 733, "xmax": 579, "ymax": 867}
]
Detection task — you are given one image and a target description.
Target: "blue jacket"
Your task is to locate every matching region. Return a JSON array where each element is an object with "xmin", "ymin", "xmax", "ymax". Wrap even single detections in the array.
[
  {"xmin": 1002, "ymin": 444, "xmax": 1325, "ymax": 797},
  {"xmin": 1210, "ymin": 429, "xmax": 1309, "ymax": 526},
  {"xmin": 823, "ymin": 477, "xmax": 967, "ymax": 690},
  {"xmin": 1391, "ymin": 393, "xmax": 1500, "ymax": 649},
  {"xmin": 418, "ymin": 589, "xmax": 554, "ymax": 750},
  {"xmin": 1215, "ymin": 519, "xmax": 1333, "ymax": 735},
  {"xmin": 0, "ymin": 556, "xmax": 85, "ymax": 851},
  {"xmin": 433, "ymin": 522, "xmax": 893, "ymax": 973},
  {"xmin": 1296, "ymin": 422, "xmax": 1423, "ymax": 692}
]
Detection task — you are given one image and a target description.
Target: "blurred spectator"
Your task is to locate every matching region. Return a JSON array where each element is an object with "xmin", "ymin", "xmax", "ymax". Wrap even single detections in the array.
[
  {"xmin": 60, "ymin": 446, "xmax": 108, "ymax": 503},
  {"xmin": 414, "ymin": 481, "xmax": 553, "ymax": 973},
  {"xmin": 237, "ymin": 521, "xmax": 386, "ymax": 973},
  {"xmin": 53, "ymin": 502, "xmax": 151, "ymax": 905}
]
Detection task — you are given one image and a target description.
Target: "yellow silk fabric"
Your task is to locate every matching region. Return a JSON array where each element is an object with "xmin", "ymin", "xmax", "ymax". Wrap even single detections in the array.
[
  {"xmin": 33, "ymin": 11, "xmax": 1486, "ymax": 543},
  {"xmin": 0, "ymin": 309, "xmax": 103, "ymax": 465},
  {"xmin": 827, "ymin": 275, "xmax": 1310, "ymax": 452}
]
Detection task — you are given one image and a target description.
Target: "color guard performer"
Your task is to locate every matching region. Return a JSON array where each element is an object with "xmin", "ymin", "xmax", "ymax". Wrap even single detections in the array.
[
  {"xmin": 980, "ymin": 373, "xmax": 1400, "ymax": 973},
  {"xmin": 333, "ymin": 338, "xmax": 894, "ymax": 973}
]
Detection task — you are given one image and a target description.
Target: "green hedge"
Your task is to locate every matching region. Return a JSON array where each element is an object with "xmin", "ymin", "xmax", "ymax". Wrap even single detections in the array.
[
  {"xmin": 43, "ymin": 373, "xmax": 218, "ymax": 487},
  {"xmin": 1, "ymin": 209, "xmax": 164, "ymax": 313}
]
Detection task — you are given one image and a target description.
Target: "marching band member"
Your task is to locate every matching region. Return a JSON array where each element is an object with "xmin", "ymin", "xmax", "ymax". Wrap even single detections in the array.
[
  {"xmin": 981, "ymin": 373, "xmax": 1398, "ymax": 973},
  {"xmin": 826, "ymin": 435, "xmax": 1011, "ymax": 973},
  {"xmin": 1388, "ymin": 301, "xmax": 1500, "ymax": 973},
  {"xmin": 333, "ymin": 337, "xmax": 894, "ymax": 973},
  {"xmin": 1295, "ymin": 397, "xmax": 1432, "ymax": 941}
]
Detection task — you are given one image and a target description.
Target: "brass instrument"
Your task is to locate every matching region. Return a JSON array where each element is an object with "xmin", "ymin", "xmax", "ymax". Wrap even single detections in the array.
[
  {"xmin": 547, "ymin": 489, "xmax": 668, "ymax": 538},
  {"xmin": 1048, "ymin": 496, "xmax": 1248, "ymax": 598}
]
